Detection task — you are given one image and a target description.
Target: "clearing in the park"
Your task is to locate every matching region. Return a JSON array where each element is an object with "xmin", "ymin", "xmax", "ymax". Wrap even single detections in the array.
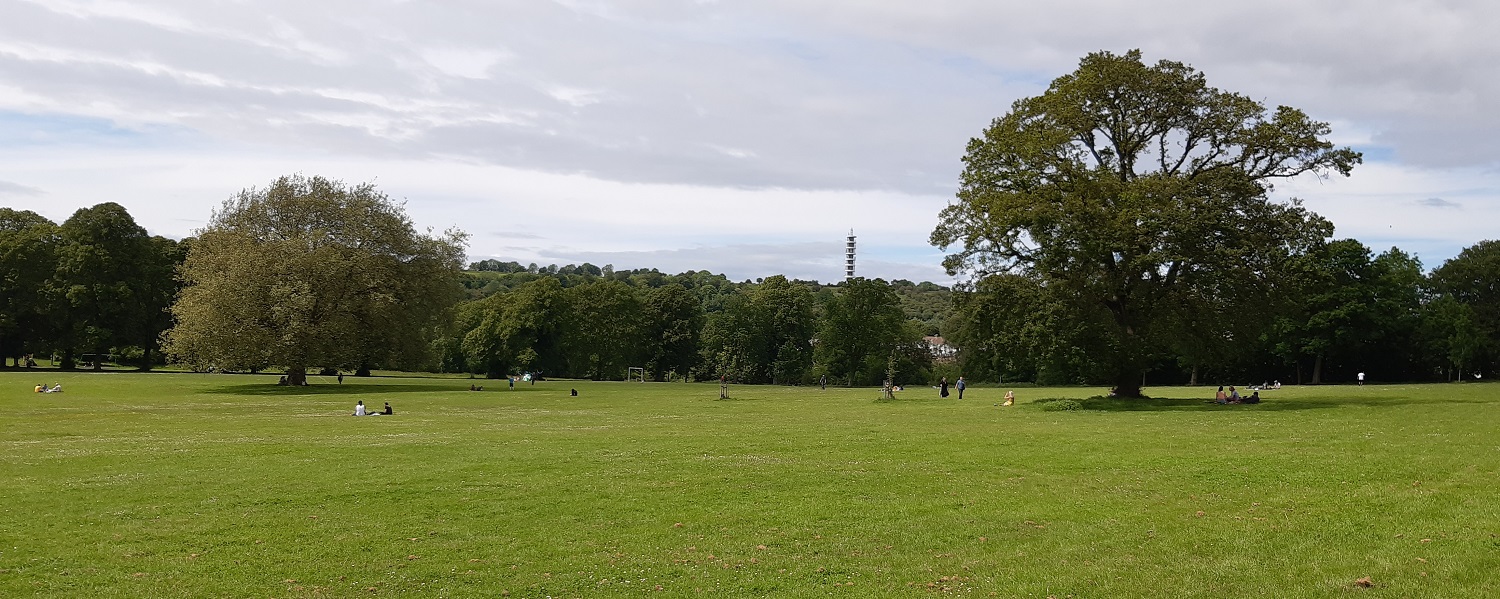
[{"xmin": 2, "ymin": 372, "xmax": 1497, "ymax": 597}]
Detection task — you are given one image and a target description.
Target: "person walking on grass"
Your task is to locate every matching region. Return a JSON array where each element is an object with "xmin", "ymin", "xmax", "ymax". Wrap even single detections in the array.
[
  {"xmin": 939, "ymin": 377, "xmax": 949, "ymax": 398},
  {"xmin": 956, "ymin": 376, "xmax": 966, "ymax": 400}
]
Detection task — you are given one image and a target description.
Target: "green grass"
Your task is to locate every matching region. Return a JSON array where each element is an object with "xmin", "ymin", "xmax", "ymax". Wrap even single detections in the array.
[{"xmin": 2, "ymin": 373, "xmax": 1497, "ymax": 598}]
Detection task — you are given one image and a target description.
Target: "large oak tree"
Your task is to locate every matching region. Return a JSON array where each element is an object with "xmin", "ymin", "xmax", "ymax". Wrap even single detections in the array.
[
  {"xmin": 166, "ymin": 175, "xmax": 466, "ymax": 384},
  {"xmin": 931, "ymin": 50, "xmax": 1360, "ymax": 396}
]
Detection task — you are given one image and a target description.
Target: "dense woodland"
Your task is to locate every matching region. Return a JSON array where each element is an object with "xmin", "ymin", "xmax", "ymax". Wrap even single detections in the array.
[{"xmin": 2, "ymin": 202, "xmax": 1498, "ymax": 388}]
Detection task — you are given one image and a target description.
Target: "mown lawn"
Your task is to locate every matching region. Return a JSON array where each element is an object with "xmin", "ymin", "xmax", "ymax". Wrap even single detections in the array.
[{"xmin": 1, "ymin": 372, "xmax": 1497, "ymax": 598}]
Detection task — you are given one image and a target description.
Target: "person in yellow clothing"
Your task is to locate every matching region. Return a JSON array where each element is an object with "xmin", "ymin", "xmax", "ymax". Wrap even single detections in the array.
[{"xmin": 1002, "ymin": 390, "xmax": 1015, "ymax": 406}]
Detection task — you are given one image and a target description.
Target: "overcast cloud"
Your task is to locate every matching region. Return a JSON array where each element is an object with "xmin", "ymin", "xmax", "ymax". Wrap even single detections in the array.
[{"xmin": 2, "ymin": 0, "xmax": 1497, "ymax": 280}]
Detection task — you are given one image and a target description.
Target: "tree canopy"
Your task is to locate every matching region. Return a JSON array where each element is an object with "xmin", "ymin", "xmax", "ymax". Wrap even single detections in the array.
[
  {"xmin": 931, "ymin": 50, "xmax": 1361, "ymax": 396},
  {"xmin": 165, "ymin": 174, "xmax": 467, "ymax": 384}
]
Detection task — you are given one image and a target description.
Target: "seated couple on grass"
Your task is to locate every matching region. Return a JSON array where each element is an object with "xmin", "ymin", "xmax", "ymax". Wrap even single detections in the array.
[
  {"xmin": 352, "ymin": 400, "xmax": 393, "ymax": 416},
  {"xmin": 1214, "ymin": 386, "xmax": 1259, "ymax": 404},
  {"xmin": 34, "ymin": 383, "xmax": 61, "ymax": 393}
]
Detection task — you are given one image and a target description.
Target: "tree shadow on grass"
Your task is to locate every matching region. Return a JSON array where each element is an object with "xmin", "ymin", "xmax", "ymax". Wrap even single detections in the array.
[
  {"xmin": 204, "ymin": 383, "xmax": 453, "ymax": 396},
  {"xmin": 1032, "ymin": 395, "xmax": 1490, "ymax": 412}
]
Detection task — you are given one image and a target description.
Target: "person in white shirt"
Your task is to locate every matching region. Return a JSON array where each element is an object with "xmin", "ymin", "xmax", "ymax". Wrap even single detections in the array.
[
  {"xmin": 1357, "ymin": 372, "xmax": 1365, "ymax": 386},
  {"xmin": 353, "ymin": 400, "xmax": 366, "ymax": 416}
]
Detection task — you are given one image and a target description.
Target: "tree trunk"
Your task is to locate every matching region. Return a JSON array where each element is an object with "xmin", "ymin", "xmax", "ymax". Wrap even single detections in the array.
[
  {"xmin": 1114, "ymin": 371, "xmax": 1145, "ymax": 398},
  {"xmin": 356, "ymin": 362, "xmax": 372, "ymax": 377},
  {"xmin": 61, "ymin": 349, "xmax": 76, "ymax": 370},
  {"xmin": 1295, "ymin": 361, "xmax": 1303, "ymax": 386},
  {"xmin": 140, "ymin": 343, "xmax": 154, "ymax": 371},
  {"xmin": 1189, "ymin": 365, "xmax": 1199, "ymax": 387},
  {"xmin": 1310, "ymin": 354, "xmax": 1324, "ymax": 385},
  {"xmin": 286, "ymin": 366, "xmax": 308, "ymax": 386}
]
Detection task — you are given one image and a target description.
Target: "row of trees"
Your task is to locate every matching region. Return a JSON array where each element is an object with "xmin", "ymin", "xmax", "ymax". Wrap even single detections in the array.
[
  {"xmin": 0, "ymin": 204, "xmax": 184, "ymax": 369},
  {"xmin": 945, "ymin": 239, "xmax": 1500, "ymax": 387},
  {"xmin": 442, "ymin": 274, "xmax": 932, "ymax": 385}
]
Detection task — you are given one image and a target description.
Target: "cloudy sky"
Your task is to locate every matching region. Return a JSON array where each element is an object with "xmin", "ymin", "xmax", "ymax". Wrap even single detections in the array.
[{"xmin": 2, "ymin": 1, "xmax": 1497, "ymax": 282}]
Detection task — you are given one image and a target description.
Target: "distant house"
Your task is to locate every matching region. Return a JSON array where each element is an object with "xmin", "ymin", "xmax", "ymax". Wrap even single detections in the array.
[{"xmin": 923, "ymin": 336, "xmax": 957, "ymax": 361}]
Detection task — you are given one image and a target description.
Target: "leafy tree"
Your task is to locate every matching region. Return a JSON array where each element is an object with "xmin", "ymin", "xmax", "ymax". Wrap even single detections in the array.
[
  {"xmin": 0, "ymin": 209, "xmax": 60, "ymax": 366},
  {"xmin": 700, "ymin": 292, "xmax": 766, "ymax": 383},
  {"xmin": 132, "ymin": 235, "xmax": 188, "ymax": 370},
  {"xmin": 165, "ymin": 174, "xmax": 467, "ymax": 384},
  {"xmin": 758, "ymin": 276, "xmax": 817, "ymax": 384},
  {"xmin": 817, "ymin": 278, "xmax": 920, "ymax": 386},
  {"xmin": 1430, "ymin": 240, "xmax": 1500, "ymax": 376},
  {"xmin": 1270, "ymin": 239, "xmax": 1368, "ymax": 384},
  {"xmin": 930, "ymin": 49, "xmax": 1358, "ymax": 396},
  {"xmin": 459, "ymin": 277, "xmax": 566, "ymax": 378},
  {"xmin": 700, "ymin": 276, "xmax": 815, "ymax": 384},
  {"xmin": 641, "ymin": 283, "xmax": 704, "ymax": 381},
  {"xmin": 561, "ymin": 279, "xmax": 645, "ymax": 380},
  {"xmin": 52, "ymin": 203, "xmax": 157, "ymax": 369}
]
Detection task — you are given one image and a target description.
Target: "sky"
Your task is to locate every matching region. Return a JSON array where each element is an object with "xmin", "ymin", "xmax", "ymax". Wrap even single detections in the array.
[{"xmin": 2, "ymin": 0, "xmax": 1498, "ymax": 283}]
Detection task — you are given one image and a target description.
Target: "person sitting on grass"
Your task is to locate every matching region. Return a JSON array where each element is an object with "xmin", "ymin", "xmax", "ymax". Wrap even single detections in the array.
[
  {"xmin": 353, "ymin": 400, "xmax": 366, "ymax": 416},
  {"xmin": 34, "ymin": 383, "xmax": 44, "ymax": 393},
  {"xmin": 1215, "ymin": 386, "xmax": 1228, "ymax": 404},
  {"xmin": 1002, "ymin": 390, "xmax": 1015, "ymax": 406},
  {"xmin": 1244, "ymin": 391, "xmax": 1261, "ymax": 404},
  {"xmin": 1228, "ymin": 386, "xmax": 1241, "ymax": 403},
  {"xmin": 382, "ymin": 402, "xmax": 393, "ymax": 415}
]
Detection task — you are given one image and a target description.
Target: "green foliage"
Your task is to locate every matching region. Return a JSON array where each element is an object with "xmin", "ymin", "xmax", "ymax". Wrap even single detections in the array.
[
  {"xmin": 0, "ymin": 209, "xmax": 60, "ymax": 365},
  {"xmin": 817, "ymin": 278, "xmax": 929, "ymax": 386},
  {"xmin": 561, "ymin": 279, "xmax": 647, "ymax": 380},
  {"xmin": 931, "ymin": 49, "xmax": 1358, "ymax": 396},
  {"xmin": 51, "ymin": 203, "xmax": 163, "ymax": 369},
  {"xmin": 1037, "ymin": 398, "xmax": 1082, "ymax": 411},
  {"xmin": 1430, "ymin": 240, "xmax": 1500, "ymax": 376},
  {"xmin": 165, "ymin": 175, "xmax": 467, "ymax": 382},
  {"xmin": 700, "ymin": 275, "xmax": 816, "ymax": 384}
]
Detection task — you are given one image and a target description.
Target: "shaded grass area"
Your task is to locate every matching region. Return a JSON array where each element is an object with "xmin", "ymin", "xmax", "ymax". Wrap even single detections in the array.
[{"xmin": 2, "ymin": 374, "xmax": 1498, "ymax": 597}]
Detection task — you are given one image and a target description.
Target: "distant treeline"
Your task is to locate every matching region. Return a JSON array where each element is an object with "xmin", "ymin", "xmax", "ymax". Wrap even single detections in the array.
[{"xmin": 4, "ymin": 202, "xmax": 1498, "ymax": 387}]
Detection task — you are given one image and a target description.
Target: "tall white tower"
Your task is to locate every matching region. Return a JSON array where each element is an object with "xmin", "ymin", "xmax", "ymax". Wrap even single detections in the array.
[{"xmin": 844, "ymin": 229, "xmax": 856, "ymax": 281}]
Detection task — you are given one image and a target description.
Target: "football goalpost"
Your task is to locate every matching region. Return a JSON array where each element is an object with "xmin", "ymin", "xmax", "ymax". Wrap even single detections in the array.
[{"xmin": 627, "ymin": 367, "xmax": 645, "ymax": 383}]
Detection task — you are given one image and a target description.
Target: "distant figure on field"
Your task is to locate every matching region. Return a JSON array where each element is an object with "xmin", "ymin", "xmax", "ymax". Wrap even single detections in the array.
[
  {"xmin": 1357, "ymin": 372, "xmax": 1365, "ymax": 386},
  {"xmin": 49, "ymin": 383, "xmax": 61, "ymax": 393},
  {"xmin": 382, "ymin": 402, "xmax": 393, "ymax": 415},
  {"xmin": 509, "ymin": 376, "xmax": 515, "ymax": 389},
  {"xmin": 1215, "ymin": 386, "xmax": 1227, "ymax": 404},
  {"xmin": 1228, "ymin": 386, "xmax": 1240, "ymax": 403},
  {"xmin": 956, "ymin": 376, "xmax": 966, "ymax": 399},
  {"xmin": 939, "ymin": 377, "xmax": 949, "ymax": 398},
  {"xmin": 1273, "ymin": 380, "xmax": 1281, "ymax": 390},
  {"xmin": 1244, "ymin": 391, "xmax": 1261, "ymax": 404},
  {"xmin": 570, "ymin": 388, "xmax": 578, "ymax": 396},
  {"xmin": 34, "ymin": 383, "xmax": 44, "ymax": 393},
  {"xmin": 353, "ymin": 400, "xmax": 366, "ymax": 416},
  {"xmin": 820, "ymin": 374, "xmax": 826, "ymax": 391},
  {"xmin": 278, "ymin": 375, "xmax": 288, "ymax": 386},
  {"xmin": 1002, "ymin": 390, "xmax": 1015, "ymax": 406},
  {"xmin": 338, "ymin": 373, "xmax": 344, "ymax": 384}
]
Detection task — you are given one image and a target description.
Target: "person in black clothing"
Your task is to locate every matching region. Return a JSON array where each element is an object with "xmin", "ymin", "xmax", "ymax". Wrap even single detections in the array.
[
  {"xmin": 382, "ymin": 402, "xmax": 393, "ymax": 415},
  {"xmin": 939, "ymin": 377, "xmax": 949, "ymax": 398}
]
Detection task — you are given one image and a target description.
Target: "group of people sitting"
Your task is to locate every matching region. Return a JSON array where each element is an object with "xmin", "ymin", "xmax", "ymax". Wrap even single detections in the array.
[
  {"xmin": 32, "ymin": 383, "xmax": 62, "ymax": 393},
  {"xmin": 1215, "ymin": 385, "xmax": 1260, "ymax": 404},
  {"xmin": 352, "ymin": 400, "xmax": 393, "ymax": 416}
]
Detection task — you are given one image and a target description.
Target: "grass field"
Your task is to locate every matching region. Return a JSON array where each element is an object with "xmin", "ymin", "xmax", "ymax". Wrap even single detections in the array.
[{"xmin": 2, "ymin": 372, "xmax": 1497, "ymax": 598}]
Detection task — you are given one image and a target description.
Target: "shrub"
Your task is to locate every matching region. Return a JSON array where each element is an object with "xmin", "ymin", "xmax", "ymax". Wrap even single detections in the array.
[{"xmin": 1038, "ymin": 398, "xmax": 1082, "ymax": 411}]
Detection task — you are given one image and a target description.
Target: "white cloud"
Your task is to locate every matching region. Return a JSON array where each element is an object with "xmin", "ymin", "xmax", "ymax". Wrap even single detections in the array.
[{"xmin": 2, "ymin": 0, "xmax": 1498, "ymax": 278}]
